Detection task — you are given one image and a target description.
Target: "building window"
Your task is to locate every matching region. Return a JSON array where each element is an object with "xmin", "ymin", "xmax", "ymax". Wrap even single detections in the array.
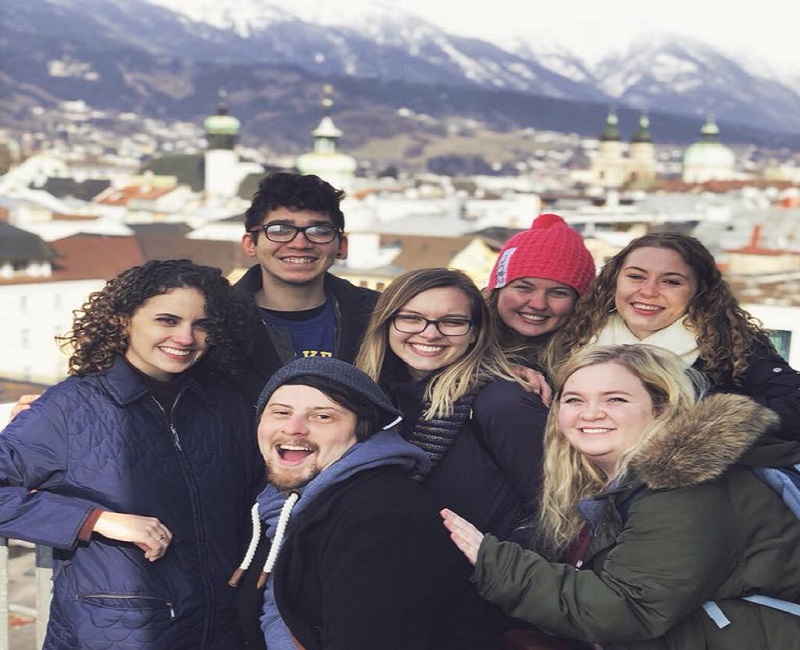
[{"xmin": 768, "ymin": 329, "xmax": 792, "ymax": 359}]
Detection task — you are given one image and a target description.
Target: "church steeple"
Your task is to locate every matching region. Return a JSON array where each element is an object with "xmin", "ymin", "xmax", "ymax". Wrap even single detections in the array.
[
  {"xmin": 295, "ymin": 84, "xmax": 356, "ymax": 188},
  {"xmin": 630, "ymin": 112, "xmax": 652, "ymax": 144},
  {"xmin": 699, "ymin": 112, "xmax": 721, "ymax": 143},
  {"xmin": 600, "ymin": 106, "xmax": 621, "ymax": 142},
  {"xmin": 204, "ymin": 89, "xmax": 241, "ymax": 151}
]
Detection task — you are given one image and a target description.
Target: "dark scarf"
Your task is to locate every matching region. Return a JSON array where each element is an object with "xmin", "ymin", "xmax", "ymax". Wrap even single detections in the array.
[{"xmin": 380, "ymin": 355, "xmax": 487, "ymax": 479}]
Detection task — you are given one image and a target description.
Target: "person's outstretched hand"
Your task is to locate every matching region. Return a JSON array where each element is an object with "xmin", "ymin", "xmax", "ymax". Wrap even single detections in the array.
[{"xmin": 441, "ymin": 508, "xmax": 484, "ymax": 566}]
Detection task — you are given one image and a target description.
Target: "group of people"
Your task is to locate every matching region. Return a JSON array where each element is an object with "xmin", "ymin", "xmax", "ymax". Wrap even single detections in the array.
[{"xmin": 1, "ymin": 171, "xmax": 799, "ymax": 649}]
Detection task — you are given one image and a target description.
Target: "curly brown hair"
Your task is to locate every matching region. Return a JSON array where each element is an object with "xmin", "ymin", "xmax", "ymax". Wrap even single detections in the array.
[
  {"xmin": 545, "ymin": 232, "xmax": 772, "ymax": 385},
  {"xmin": 59, "ymin": 260, "xmax": 256, "ymax": 377}
]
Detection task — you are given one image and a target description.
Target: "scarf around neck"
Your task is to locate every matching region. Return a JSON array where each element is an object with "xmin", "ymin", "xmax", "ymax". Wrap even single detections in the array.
[
  {"xmin": 257, "ymin": 429, "xmax": 431, "ymax": 650},
  {"xmin": 591, "ymin": 313, "xmax": 700, "ymax": 366}
]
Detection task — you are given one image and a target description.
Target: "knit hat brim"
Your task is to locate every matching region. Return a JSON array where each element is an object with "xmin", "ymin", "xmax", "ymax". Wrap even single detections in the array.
[{"xmin": 256, "ymin": 357, "xmax": 402, "ymax": 430}]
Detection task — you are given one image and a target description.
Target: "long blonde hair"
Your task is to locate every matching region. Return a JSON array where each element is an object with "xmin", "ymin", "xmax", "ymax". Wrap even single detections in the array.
[
  {"xmin": 537, "ymin": 344, "xmax": 704, "ymax": 558},
  {"xmin": 355, "ymin": 268, "xmax": 521, "ymax": 417}
]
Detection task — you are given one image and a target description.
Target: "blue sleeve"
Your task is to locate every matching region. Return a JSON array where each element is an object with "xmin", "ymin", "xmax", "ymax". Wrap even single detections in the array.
[{"xmin": 0, "ymin": 390, "xmax": 102, "ymax": 549}]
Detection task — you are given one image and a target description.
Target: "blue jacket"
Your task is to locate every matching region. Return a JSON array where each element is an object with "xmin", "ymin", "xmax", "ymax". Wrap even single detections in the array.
[{"xmin": 0, "ymin": 357, "xmax": 262, "ymax": 650}]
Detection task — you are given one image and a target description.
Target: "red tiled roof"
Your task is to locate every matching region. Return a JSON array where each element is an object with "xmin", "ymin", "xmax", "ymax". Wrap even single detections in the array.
[
  {"xmin": 50, "ymin": 234, "xmax": 146, "ymax": 281},
  {"xmin": 96, "ymin": 185, "xmax": 175, "ymax": 206}
]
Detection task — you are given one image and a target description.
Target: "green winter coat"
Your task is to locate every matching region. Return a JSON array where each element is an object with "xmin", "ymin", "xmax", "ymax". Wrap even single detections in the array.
[{"xmin": 473, "ymin": 394, "xmax": 800, "ymax": 649}]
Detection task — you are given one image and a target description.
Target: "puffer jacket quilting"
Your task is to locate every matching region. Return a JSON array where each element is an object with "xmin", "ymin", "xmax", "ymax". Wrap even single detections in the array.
[{"xmin": 0, "ymin": 357, "xmax": 261, "ymax": 650}]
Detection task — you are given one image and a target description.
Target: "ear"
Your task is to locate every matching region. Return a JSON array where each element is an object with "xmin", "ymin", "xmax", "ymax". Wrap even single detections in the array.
[
  {"xmin": 242, "ymin": 232, "xmax": 257, "ymax": 258},
  {"xmin": 336, "ymin": 235, "xmax": 349, "ymax": 260}
]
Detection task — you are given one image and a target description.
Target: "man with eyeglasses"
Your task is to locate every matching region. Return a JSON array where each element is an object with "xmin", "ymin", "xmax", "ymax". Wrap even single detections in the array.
[{"xmin": 235, "ymin": 172, "xmax": 380, "ymax": 405}]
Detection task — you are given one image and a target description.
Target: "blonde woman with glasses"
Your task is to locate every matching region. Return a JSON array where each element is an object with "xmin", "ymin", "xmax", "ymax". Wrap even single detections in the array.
[{"xmin": 355, "ymin": 268, "xmax": 548, "ymax": 540}]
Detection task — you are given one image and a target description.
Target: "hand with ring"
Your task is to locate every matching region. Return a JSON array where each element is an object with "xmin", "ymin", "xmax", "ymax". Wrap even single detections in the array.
[{"xmin": 93, "ymin": 512, "xmax": 174, "ymax": 562}]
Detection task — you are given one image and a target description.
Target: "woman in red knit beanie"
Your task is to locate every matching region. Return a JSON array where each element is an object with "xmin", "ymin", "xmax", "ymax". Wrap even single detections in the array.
[{"xmin": 485, "ymin": 213, "xmax": 596, "ymax": 370}]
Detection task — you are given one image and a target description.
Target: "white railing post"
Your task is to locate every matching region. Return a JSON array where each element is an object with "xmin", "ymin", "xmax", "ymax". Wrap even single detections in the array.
[
  {"xmin": 0, "ymin": 536, "xmax": 9, "ymax": 650},
  {"xmin": 35, "ymin": 545, "xmax": 53, "ymax": 648}
]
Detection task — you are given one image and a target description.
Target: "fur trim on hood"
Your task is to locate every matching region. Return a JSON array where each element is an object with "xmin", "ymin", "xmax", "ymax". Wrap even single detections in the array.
[{"xmin": 631, "ymin": 394, "xmax": 780, "ymax": 490}]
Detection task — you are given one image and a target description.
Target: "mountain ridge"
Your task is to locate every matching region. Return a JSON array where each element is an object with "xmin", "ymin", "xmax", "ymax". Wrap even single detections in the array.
[{"xmin": 3, "ymin": 0, "xmax": 800, "ymax": 158}]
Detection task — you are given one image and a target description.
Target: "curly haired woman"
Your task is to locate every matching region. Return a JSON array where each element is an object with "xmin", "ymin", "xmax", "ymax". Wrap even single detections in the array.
[
  {"xmin": 0, "ymin": 260, "xmax": 262, "ymax": 649},
  {"xmin": 544, "ymin": 232, "xmax": 800, "ymax": 441}
]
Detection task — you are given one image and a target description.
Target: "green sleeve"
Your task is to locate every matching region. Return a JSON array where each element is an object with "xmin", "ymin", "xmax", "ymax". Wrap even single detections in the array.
[{"xmin": 474, "ymin": 482, "xmax": 736, "ymax": 644}]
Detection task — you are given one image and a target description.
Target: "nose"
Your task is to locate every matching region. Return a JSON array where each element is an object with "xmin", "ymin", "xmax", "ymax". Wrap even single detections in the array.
[
  {"xmin": 579, "ymin": 401, "xmax": 605, "ymax": 421},
  {"xmin": 287, "ymin": 230, "xmax": 314, "ymax": 248},
  {"xmin": 171, "ymin": 323, "xmax": 196, "ymax": 346},
  {"xmin": 638, "ymin": 278, "xmax": 659, "ymax": 297},
  {"xmin": 525, "ymin": 290, "xmax": 548, "ymax": 311},
  {"xmin": 285, "ymin": 413, "xmax": 310, "ymax": 435},
  {"xmin": 418, "ymin": 321, "xmax": 444, "ymax": 339}
]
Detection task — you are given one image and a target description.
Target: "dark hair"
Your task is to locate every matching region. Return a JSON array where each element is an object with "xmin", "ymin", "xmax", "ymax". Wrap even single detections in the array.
[
  {"xmin": 546, "ymin": 232, "xmax": 773, "ymax": 384},
  {"xmin": 244, "ymin": 172, "xmax": 345, "ymax": 240},
  {"xmin": 280, "ymin": 375, "xmax": 382, "ymax": 441},
  {"xmin": 59, "ymin": 259, "xmax": 256, "ymax": 378}
]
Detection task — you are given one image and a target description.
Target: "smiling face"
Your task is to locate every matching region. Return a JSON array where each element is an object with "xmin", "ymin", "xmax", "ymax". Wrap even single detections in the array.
[
  {"xmin": 613, "ymin": 247, "xmax": 697, "ymax": 340},
  {"xmin": 241, "ymin": 207, "xmax": 347, "ymax": 291},
  {"xmin": 123, "ymin": 287, "xmax": 210, "ymax": 381},
  {"xmin": 496, "ymin": 277, "xmax": 577, "ymax": 338},
  {"xmin": 558, "ymin": 362, "xmax": 656, "ymax": 475},
  {"xmin": 258, "ymin": 384, "xmax": 359, "ymax": 490},
  {"xmin": 387, "ymin": 286, "xmax": 478, "ymax": 381}
]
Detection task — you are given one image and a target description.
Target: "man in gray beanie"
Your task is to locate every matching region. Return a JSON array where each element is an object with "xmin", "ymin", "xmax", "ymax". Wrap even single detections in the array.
[{"xmin": 231, "ymin": 357, "xmax": 503, "ymax": 650}]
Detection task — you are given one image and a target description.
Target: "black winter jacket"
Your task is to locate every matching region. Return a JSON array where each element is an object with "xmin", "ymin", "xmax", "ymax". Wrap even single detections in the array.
[
  {"xmin": 233, "ymin": 266, "xmax": 379, "ymax": 403},
  {"xmin": 273, "ymin": 466, "xmax": 504, "ymax": 650}
]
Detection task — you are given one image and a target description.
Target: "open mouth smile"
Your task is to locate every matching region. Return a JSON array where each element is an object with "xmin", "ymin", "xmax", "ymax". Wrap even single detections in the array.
[
  {"xmin": 276, "ymin": 443, "xmax": 316, "ymax": 463},
  {"xmin": 631, "ymin": 303, "xmax": 662, "ymax": 312},
  {"xmin": 159, "ymin": 346, "xmax": 193, "ymax": 357}
]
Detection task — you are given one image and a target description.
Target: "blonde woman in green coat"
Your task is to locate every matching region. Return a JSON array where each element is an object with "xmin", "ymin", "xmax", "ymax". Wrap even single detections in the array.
[{"xmin": 442, "ymin": 344, "xmax": 800, "ymax": 650}]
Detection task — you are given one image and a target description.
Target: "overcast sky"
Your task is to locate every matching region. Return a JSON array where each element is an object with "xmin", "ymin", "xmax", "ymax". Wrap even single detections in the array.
[{"xmin": 384, "ymin": 0, "xmax": 799, "ymax": 75}]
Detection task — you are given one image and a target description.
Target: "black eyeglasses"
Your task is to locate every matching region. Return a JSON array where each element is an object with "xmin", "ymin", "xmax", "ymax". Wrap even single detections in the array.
[
  {"xmin": 248, "ymin": 223, "xmax": 342, "ymax": 244},
  {"xmin": 391, "ymin": 314, "xmax": 473, "ymax": 336}
]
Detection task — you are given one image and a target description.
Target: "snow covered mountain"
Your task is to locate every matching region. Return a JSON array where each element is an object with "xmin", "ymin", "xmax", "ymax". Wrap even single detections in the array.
[{"xmin": 4, "ymin": 0, "xmax": 800, "ymax": 139}]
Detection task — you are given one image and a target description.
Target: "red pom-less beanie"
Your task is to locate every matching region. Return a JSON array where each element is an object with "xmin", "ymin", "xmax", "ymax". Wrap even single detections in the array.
[{"xmin": 487, "ymin": 213, "xmax": 596, "ymax": 296}]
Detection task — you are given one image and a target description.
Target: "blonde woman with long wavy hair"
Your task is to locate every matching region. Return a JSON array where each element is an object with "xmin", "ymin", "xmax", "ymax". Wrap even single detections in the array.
[{"xmin": 443, "ymin": 344, "xmax": 800, "ymax": 650}]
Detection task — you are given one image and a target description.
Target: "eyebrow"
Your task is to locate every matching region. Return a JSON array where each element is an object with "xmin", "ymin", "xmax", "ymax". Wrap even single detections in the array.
[
  {"xmin": 623, "ymin": 265, "xmax": 691, "ymax": 280},
  {"xmin": 264, "ymin": 219, "xmax": 335, "ymax": 227},
  {"xmin": 561, "ymin": 390, "xmax": 634, "ymax": 397},
  {"xmin": 395, "ymin": 310, "xmax": 471, "ymax": 318}
]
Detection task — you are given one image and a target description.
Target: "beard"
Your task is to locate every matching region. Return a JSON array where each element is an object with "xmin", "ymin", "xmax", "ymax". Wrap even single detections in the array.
[{"xmin": 264, "ymin": 458, "xmax": 322, "ymax": 491}]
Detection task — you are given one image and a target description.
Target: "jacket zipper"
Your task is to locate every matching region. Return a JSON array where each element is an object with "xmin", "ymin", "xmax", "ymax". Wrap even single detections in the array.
[
  {"xmin": 80, "ymin": 594, "xmax": 176, "ymax": 620},
  {"xmin": 152, "ymin": 394, "xmax": 183, "ymax": 451}
]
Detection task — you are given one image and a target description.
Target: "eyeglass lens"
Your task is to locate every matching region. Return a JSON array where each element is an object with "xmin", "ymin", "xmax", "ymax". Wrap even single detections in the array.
[
  {"xmin": 392, "ymin": 315, "xmax": 472, "ymax": 336},
  {"xmin": 261, "ymin": 224, "xmax": 339, "ymax": 243}
]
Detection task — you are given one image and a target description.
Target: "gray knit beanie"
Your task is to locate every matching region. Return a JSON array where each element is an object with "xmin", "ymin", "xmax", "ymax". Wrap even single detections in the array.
[{"xmin": 256, "ymin": 357, "xmax": 402, "ymax": 430}]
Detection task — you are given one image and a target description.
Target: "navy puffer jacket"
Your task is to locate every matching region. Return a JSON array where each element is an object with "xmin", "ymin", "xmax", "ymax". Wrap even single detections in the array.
[{"xmin": 0, "ymin": 357, "xmax": 262, "ymax": 650}]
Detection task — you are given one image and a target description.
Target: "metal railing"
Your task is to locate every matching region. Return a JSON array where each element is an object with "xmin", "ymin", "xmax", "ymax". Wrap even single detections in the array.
[{"xmin": 0, "ymin": 537, "xmax": 52, "ymax": 650}]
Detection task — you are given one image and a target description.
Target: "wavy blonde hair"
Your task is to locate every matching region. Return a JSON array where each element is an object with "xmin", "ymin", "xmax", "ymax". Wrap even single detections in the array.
[
  {"xmin": 355, "ymin": 268, "xmax": 521, "ymax": 417},
  {"xmin": 536, "ymin": 344, "xmax": 705, "ymax": 558},
  {"xmin": 543, "ymin": 232, "xmax": 773, "ymax": 385}
]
